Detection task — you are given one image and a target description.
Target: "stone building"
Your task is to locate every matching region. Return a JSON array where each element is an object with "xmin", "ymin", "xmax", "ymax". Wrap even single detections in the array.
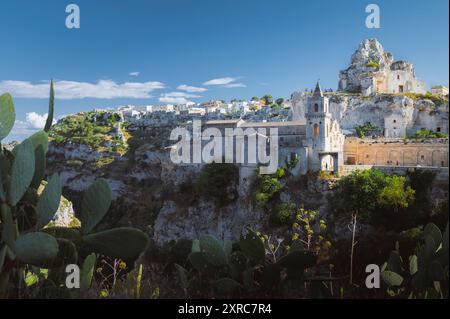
[
  {"xmin": 384, "ymin": 113, "xmax": 407, "ymax": 138},
  {"xmin": 431, "ymin": 86, "xmax": 449, "ymax": 98},
  {"xmin": 338, "ymin": 39, "xmax": 426, "ymax": 96},
  {"xmin": 202, "ymin": 83, "xmax": 346, "ymax": 175},
  {"xmin": 344, "ymin": 137, "xmax": 449, "ymax": 167},
  {"xmin": 304, "ymin": 83, "xmax": 345, "ymax": 172}
]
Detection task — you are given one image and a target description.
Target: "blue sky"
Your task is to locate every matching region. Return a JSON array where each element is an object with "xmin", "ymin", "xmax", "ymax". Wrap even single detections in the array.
[{"xmin": 1, "ymin": 0, "xmax": 448, "ymax": 141}]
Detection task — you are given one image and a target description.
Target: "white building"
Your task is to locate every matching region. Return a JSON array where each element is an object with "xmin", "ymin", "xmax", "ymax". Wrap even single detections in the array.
[
  {"xmin": 232, "ymin": 101, "xmax": 250, "ymax": 113},
  {"xmin": 431, "ymin": 86, "xmax": 449, "ymax": 97},
  {"xmin": 146, "ymin": 104, "xmax": 175, "ymax": 113}
]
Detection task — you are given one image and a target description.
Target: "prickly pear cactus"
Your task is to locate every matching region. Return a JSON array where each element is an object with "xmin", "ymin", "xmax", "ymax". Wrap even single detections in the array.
[
  {"xmin": 0, "ymin": 88, "xmax": 149, "ymax": 297},
  {"xmin": 380, "ymin": 222, "xmax": 449, "ymax": 298}
]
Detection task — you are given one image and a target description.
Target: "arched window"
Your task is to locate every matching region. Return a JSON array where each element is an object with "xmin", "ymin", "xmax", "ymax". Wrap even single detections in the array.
[
  {"xmin": 313, "ymin": 123, "xmax": 319, "ymax": 138},
  {"xmin": 314, "ymin": 103, "xmax": 319, "ymax": 112}
]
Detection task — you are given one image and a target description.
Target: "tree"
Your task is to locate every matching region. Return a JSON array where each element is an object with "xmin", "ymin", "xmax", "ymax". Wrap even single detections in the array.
[
  {"xmin": 261, "ymin": 95, "xmax": 273, "ymax": 106},
  {"xmin": 251, "ymin": 96, "xmax": 259, "ymax": 101},
  {"xmin": 355, "ymin": 122, "xmax": 379, "ymax": 138},
  {"xmin": 275, "ymin": 98, "xmax": 284, "ymax": 106},
  {"xmin": 330, "ymin": 169, "xmax": 417, "ymax": 231},
  {"xmin": 330, "ymin": 169, "xmax": 387, "ymax": 220},
  {"xmin": 378, "ymin": 176, "xmax": 415, "ymax": 212}
]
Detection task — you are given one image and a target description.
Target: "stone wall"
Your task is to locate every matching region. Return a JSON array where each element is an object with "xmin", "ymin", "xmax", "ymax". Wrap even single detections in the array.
[{"xmin": 344, "ymin": 137, "xmax": 449, "ymax": 167}]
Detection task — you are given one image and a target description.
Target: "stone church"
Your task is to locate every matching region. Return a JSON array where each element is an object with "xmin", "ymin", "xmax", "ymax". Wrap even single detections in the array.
[
  {"xmin": 205, "ymin": 82, "xmax": 345, "ymax": 175},
  {"xmin": 338, "ymin": 38, "xmax": 426, "ymax": 96}
]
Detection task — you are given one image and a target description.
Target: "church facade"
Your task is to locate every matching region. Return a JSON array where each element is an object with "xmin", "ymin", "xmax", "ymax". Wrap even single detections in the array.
[{"xmin": 204, "ymin": 82, "xmax": 346, "ymax": 175}]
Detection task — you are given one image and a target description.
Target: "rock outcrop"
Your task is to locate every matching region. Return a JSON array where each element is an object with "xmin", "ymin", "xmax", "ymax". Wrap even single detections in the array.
[
  {"xmin": 291, "ymin": 92, "xmax": 448, "ymax": 136},
  {"xmin": 337, "ymin": 38, "xmax": 426, "ymax": 96}
]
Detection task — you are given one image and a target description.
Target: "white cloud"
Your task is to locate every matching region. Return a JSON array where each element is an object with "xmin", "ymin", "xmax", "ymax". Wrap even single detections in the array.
[
  {"xmin": 202, "ymin": 77, "xmax": 237, "ymax": 86},
  {"xmin": 223, "ymin": 83, "xmax": 246, "ymax": 88},
  {"xmin": 177, "ymin": 84, "xmax": 207, "ymax": 93},
  {"xmin": 8, "ymin": 112, "xmax": 57, "ymax": 141},
  {"xmin": 202, "ymin": 77, "xmax": 246, "ymax": 88},
  {"xmin": 0, "ymin": 80, "xmax": 165, "ymax": 99},
  {"xmin": 129, "ymin": 71, "xmax": 140, "ymax": 77},
  {"xmin": 25, "ymin": 112, "xmax": 49, "ymax": 129},
  {"xmin": 159, "ymin": 92, "xmax": 201, "ymax": 104}
]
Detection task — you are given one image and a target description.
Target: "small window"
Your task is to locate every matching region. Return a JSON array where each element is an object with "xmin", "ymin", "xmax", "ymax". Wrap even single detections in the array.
[
  {"xmin": 346, "ymin": 157, "xmax": 356, "ymax": 165},
  {"xmin": 393, "ymin": 119, "xmax": 396, "ymax": 123},
  {"xmin": 421, "ymin": 155, "xmax": 425, "ymax": 160},
  {"xmin": 437, "ymin": 127, "xmax": 441, "ymax": 132},
  {"xmin": 314, "ymin": 104, "xmax": 319, "ymax": 112},
  {"xmin": 397, "ymin": 75, "xmax": 400, "ymax": 80},
  {"xmin": 313, "ymin": 123, "xmax": 319, "ymax": 138}
]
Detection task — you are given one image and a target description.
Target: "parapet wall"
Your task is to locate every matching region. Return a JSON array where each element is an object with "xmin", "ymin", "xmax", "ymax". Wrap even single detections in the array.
[{"xmin": 344, "ymin": 137, "xmax": 449, "ymax": 167}]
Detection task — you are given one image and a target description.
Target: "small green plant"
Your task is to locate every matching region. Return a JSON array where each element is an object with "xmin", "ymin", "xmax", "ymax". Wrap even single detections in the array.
[
  {"xmin": 380, "ymin": 223, "xmax": 448, "ymax": 299},
  {"xmin": 409, "ymin": 128, "xmax": 448, "ymax": 139},
  {"xmin": 289, "ymin": 208, "xmax": 331, "ymax": 254},
  {"xmin": 273, "ymin": 202, "xmax": 296, "ymax": 224},
  {"xmin": 355, "ymin": 122, "xmax": 379, "ymax": 138},
  {"xmin": 253, "ymin": 175, "xmax": 283, "ymax": 206},
  {"xmin": 366, "ymin": 60, "xmax": 380, "ymax": 68},
  {"xmin": 67, "ymin": 159, "xmax": 84, "ymax": 168},
  {"xmin": 285, "ymin": 154, "xmax": 299, "ymax": 171}
]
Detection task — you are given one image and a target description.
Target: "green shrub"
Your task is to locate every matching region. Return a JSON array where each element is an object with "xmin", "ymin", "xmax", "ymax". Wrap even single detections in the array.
[
  {"xmin": 66, "ymin": 159, "xmax": 84, "ymax": 168},
  {"xmin": 366, "ymin": 60, "xmax": 380, "ymax": 68},
  {"xmin": 50, "ymin": 111, "xmax": 121, "ymax": 149},
  {"xmin": 93, "ymin": 156, "xmax": 115, "ymax": 169},
  {"xmin": 329, "ymin": 169, "xmax": 416, "ymax": 230},
  {"xmin": 195, "ymin": 162, "xmax": 239, "ymax": 207},
  {"xmin": 355, "ymin": 121, "xmax": 379, "ymax": 138},
  {"xmin": 274, "ymin": 203, "xmax": 296, "ymax": 224},
  {"xmin": 398, "ymin": 226, "xmax": 424, "ymax": 255}
]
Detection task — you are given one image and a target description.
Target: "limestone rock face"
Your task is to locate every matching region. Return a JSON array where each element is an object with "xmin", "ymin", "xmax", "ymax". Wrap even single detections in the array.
[
  {"xmin": 291, "ymin": 93, "xmax": 448, "ymax": 136},
  {"xmin": 153, "ymin": 199, "xmax": 267, "ymax": 245},
  {"xmin": 37, "ymin": 182, "xmax": 78, "ymax": 227},
  {"xmin": 52, "ymin": 196, "xmax": 78, "ymax": 227},
  {"xmin": 339, "ymin": 39, "xmax": 391, "ymax": 93},
  {"xmin": 338, "ymin": 38, "xmax": 426, "ymax": 95},
  {"xmin": 350, "ymin": 38, "xmax": 390, "ymax": 66}
]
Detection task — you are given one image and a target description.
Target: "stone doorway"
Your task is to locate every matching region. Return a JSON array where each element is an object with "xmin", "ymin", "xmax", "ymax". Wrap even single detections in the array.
[{"xmin": 319, "ymin": 152, "xmax": 339, "ymax": 174}]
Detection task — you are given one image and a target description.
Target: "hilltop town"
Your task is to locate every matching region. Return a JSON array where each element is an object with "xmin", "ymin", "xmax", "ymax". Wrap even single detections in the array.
[{"xmin": 41, "ymin": 38, "xmax": 449, "ymax": 246}]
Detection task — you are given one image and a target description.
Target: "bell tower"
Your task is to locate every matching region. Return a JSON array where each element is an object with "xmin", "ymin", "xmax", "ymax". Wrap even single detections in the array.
[
  {"xmin": 305, "ymin": 82, "xmax": 345, "ymax": 173},
  {"xmin": 306, "ymin": 82, "xmax": 332, "ymax": 151}
]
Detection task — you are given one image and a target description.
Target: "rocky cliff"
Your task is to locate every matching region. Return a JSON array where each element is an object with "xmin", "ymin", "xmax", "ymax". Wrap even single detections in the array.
[
  {"xmin": 44, "ymin": 93, "xmax": 448, "ymax": 246},
  {"xmin": 45, "ymin": 113, "xmax": 334, "ymax": 246},
  {"xmin": 291, "ymin": 92, "xmax": 448, "ymax": 136}
]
